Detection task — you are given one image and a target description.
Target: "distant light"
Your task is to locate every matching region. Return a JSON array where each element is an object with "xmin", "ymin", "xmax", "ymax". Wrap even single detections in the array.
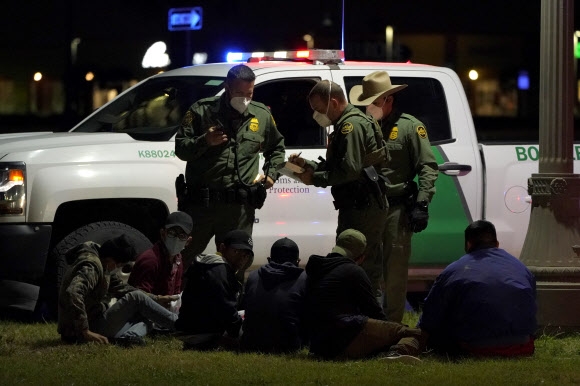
[
  {"xmin": 33, "ymin": 72, "xmax": 42, "ymax": 82},
  {"xmin": 468, "ymin": 69, "xmax": 479, "ymax": 81},
  {"xmin": 142, "ymin": 41, "xmax": 171, "ymax": 68},
  {"xmin": 107, "ymin": 89, "xmax": 118, "ymax": 101},
  {"xmin": 192, "ymin": 52, "xmax": 207, "ymax": 65},
  {"xmin": 85, "ymin": 72, "xmax": 94, "ymax": 81},
  {"xmin": 303, "ymin": 34, "xmax": 314, "ymax": 49},
  {"xmin": 517, "ymin": 71, "xmax": 530, "ymax": 90}
]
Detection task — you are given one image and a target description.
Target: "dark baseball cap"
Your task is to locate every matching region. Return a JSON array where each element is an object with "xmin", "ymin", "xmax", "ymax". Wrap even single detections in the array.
[
  {"xmin": 270, "ymin": 237, "xmax": 299, "ymax": 263},
  {"xmin": 331, "ymin": 229, "xmax": 367, "ymax": 259},
  {"xmin": 99, "ymin": 234, "xmax": 138, "ymax": 264},
  {"xmin": 223, "ymin": 229, "xmax": 254, "ymax": 257},
  {"xmin": 165, "ymin": 211, "xmax": 193, "ymax": 234}
]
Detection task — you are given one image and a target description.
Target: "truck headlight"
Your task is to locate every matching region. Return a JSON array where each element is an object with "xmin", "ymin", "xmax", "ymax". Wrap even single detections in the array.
[{"xmin": 0, "ymin": 162, "xmax": 26, "ymax": 216}]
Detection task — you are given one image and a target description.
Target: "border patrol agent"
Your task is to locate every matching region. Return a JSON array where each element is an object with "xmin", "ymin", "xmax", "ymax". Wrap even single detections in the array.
[
  {"xmin": 175, "ymin": 64, "xmax": 285, "ymax": 269},
  {"xmin": 350, "ymin": 71, "xmax": 438, "ymax": 322},
  {"xmin": 290, "ymin": 80, "xmax": 389, "ymax": 296}
]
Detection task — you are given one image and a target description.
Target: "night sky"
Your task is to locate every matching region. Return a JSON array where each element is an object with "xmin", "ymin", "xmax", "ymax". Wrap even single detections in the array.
[{"xmin": 1, "ymin": 1, "xmax": 565, "ymax": 76}]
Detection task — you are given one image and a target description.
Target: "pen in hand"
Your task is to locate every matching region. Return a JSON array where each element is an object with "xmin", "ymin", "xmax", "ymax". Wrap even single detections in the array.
[{"xmin": 289, "ymin": 151, "xmax": 302, "ymax": 163}]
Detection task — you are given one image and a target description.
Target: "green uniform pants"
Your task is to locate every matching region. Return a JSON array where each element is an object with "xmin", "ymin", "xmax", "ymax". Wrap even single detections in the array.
[
  {"xmin": 181, "ymin": 200, "xmax": 255, "ymax": 270},
  {"xmin": 382, "ymin": 203, "xmax": 412, "ymax": 323},
  {"xmin": 337, "ymin": 200, "xmax": 388, "ymax": 296}
]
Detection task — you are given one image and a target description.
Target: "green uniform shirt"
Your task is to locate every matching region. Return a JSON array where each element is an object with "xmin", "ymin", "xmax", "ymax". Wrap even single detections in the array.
[
  {"xmin": 308, "ymin": 104, "xmax": 387, "ymax": 187},
  {"xmin": 381, "ymin": 109, "xmax": 438, "ymax": 203},
  {"xmin": 175, "ymin": 95, "xmax": 286, "ymax": 190}
]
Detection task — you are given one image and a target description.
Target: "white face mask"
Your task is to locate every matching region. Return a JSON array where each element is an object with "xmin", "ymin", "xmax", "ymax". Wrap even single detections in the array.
[
  {"xmin": 230, "ymin": 97, "xmax": 251, "ymax": 114},
  {"xmin": 312, "ymin": 80, "xmax": 333, "ymax": 127},
  {"xmin": 164, "ymin": 236, "xmax": 188, "ymax": 256},
  {"xmin": 366, "ymin": 96, "xmax": 387, "ymax": 121},
  {"xmin": 313, "ymin": 110, "xmax": 332, "ymax": 127}
]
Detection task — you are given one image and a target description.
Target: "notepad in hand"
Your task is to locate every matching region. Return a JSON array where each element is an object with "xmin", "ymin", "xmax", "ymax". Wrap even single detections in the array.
[{"xmin": 277, "ymin": 162, "xmax": 305, "ymax": 178}]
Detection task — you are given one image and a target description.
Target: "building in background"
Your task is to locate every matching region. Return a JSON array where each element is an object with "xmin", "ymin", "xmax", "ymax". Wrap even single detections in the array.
[{"xmin": 0, "ymin": 1, "xmax": 577, "ymax": 138}]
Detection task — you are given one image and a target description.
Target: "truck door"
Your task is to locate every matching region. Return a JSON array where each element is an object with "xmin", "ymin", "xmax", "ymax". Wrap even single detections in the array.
[
  {"xmin": 339, "ymin": 68, "xmax": 483, "ymax": 284},
  {"xmin": 250, "ymin": 69, "xmax": 338, "ymax": 263}
]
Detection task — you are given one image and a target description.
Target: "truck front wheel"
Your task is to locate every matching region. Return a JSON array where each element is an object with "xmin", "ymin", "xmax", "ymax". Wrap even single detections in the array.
[{"xmin": 36, "ymin": 221, "xmax": 152, "ymax": 320}]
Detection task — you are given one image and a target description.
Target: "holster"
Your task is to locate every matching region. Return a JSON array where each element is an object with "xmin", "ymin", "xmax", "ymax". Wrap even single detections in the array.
[
  {"xmin": 331, "ymin": 179, "xmax": 372, "ymax": 210},
  {"xmin": 240, "ymin": 183, "xmax": 268, "ymax": 210},
  {"xmin": 362, "ymin": 166, "xmax": 388, "ymax": 210},
  {"xmin": 175, "ymin": 174, "xmax": 188, "ymax": 211}
]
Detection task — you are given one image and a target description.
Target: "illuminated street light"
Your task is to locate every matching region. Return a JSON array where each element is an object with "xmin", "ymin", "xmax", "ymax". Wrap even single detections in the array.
[
  {"xmin": 71, "ymin": 38, "xmax": 81, "ymax": 65},
  {"xmin": 142, "ymin": 41, "xmax": 171, "ymax": 68},
  {"xmin": 303, "ymin": 34, "xmax": 314, "ymax": 49},
  {"xmin": 385, "ymin": 26, "xmax": 393, "ymax": 61},
  {"xmin": 468, "ymin": 69, "xmax": 479, "ymax": 80},
  {"xmin": 33, "ymin": 72, "xmax": 42, "ymax": 82},
  {"xmin": 193, "ymin": 52, "xmax": 208, "ymax": 65},
  {"xmin": 85, "ymin": 72, "xmax": 94, "ymax": 81}
]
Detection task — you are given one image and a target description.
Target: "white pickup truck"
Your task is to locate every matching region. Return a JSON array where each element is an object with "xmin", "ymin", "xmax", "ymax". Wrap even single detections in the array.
[{"xmin": 1, "ymin": 49, "xmax": 579, "ymax": 317}]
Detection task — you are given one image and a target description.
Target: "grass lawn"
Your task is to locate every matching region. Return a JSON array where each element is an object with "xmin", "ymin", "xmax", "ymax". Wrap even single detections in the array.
[{"xmin": 1, "ymin": 313, "xmax": 579, "ymax": 386}]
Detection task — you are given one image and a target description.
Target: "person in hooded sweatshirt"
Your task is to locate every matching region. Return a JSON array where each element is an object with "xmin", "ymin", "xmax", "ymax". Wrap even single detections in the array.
[
  {"xmin": 175, "ymin": 229, "xmax": 254, "ymax": 350},
  {"xmin": 239, "ymin": 237, "xmax": 307, "ymax": 353},
  {"xmin": 304, "ymin": 229, "xmax": 425, "ymax": 362}
]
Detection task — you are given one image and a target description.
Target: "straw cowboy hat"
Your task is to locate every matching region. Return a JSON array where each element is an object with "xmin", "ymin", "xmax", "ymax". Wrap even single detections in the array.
[{"xmin": 349, "ymin": 71, "xmax": 408, "ymax": 106}]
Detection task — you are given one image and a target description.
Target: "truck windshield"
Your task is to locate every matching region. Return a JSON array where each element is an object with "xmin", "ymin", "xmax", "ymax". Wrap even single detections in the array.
[{"xmin": 72, "ymin": 76, "xmax": 226, "ymax": 141}]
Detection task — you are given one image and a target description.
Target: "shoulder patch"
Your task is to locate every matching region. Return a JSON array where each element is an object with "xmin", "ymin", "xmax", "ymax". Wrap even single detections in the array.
[
  {"xmin": 389, "ymin": 127, "xmax": 398, "ymax": 140},
  {"xmin": 182, "ymin": 111, "xmax": 193, "ymax": 126},
  {"xmin": 341, "ymin": 122, "xmax": 354, "ymax": 135},
  {"xmin": 416, "ymin": 126, "xmax": 428, "ymax": 139},
  {"xmin": 249, "ymin": 117, "xmax": 259, "ymax": 132}
]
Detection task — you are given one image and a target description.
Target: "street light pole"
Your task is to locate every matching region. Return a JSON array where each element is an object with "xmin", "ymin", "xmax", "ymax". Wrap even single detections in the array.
[{"xmin": 519, "ymin": 0, "xmax": 580, "ymax": 331}]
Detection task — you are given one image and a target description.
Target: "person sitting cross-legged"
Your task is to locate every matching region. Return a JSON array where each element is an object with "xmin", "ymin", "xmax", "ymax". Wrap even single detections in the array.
[
  {"xmin": 58, "ymin": 234, "xmax": 177, "ymax": 347},
  {"xmin": 240, "ymin": 237, "xmax": 307, "ymax": 353},
  {"xmin": 129, "ymin": 211, "xmax": 194, "ymax": 314},
  {"xmin": 304, "ymin": 229, "xmax": 425, "ymax": 362},
  {"xmin": 418, "ymin": 220, "xmax": 537, "ymax": 358},
  {"xmin": 175, "ymin": 230, "xmax": 254, "ymax": 350}
]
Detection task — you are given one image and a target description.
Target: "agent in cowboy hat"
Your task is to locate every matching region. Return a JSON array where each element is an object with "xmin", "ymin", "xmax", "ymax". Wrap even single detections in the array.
[{"xmin": 350, "ymin": 70, "xmax": 439, "ymax": 323}]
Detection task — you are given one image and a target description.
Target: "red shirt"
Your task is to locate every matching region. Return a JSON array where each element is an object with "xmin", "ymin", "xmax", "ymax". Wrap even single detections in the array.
[{"xmin": 128, "ymin": 240, "xmax": 183, "ymax": 295}]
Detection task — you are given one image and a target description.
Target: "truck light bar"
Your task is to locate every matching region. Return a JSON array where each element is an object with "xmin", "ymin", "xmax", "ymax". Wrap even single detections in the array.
[{"xmin": 226, "ymin": 49, "xmax": 344, "ymax": 65}]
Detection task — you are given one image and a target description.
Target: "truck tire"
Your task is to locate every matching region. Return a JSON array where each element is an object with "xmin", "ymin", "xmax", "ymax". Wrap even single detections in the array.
[{"xmin": 37, "ymin": 221, "xmax": 152, "ymax": 321}]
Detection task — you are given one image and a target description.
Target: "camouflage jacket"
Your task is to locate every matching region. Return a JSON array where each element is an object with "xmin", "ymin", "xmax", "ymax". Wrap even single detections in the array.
[{"xmin": 57, "ymin": 242, "xmax": 136, "ymax": 339}]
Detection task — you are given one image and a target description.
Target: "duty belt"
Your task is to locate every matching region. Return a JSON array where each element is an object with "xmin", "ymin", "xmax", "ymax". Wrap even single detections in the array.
[{"xmin": 188, "ymin": 186, "xmax": 240, "ymax": 205}]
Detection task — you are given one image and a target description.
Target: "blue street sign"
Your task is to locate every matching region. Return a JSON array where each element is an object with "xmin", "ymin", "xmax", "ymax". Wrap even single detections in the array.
[{"xmin": 168, "ymin": 7, "xmax": 203, "ymax": 31}]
